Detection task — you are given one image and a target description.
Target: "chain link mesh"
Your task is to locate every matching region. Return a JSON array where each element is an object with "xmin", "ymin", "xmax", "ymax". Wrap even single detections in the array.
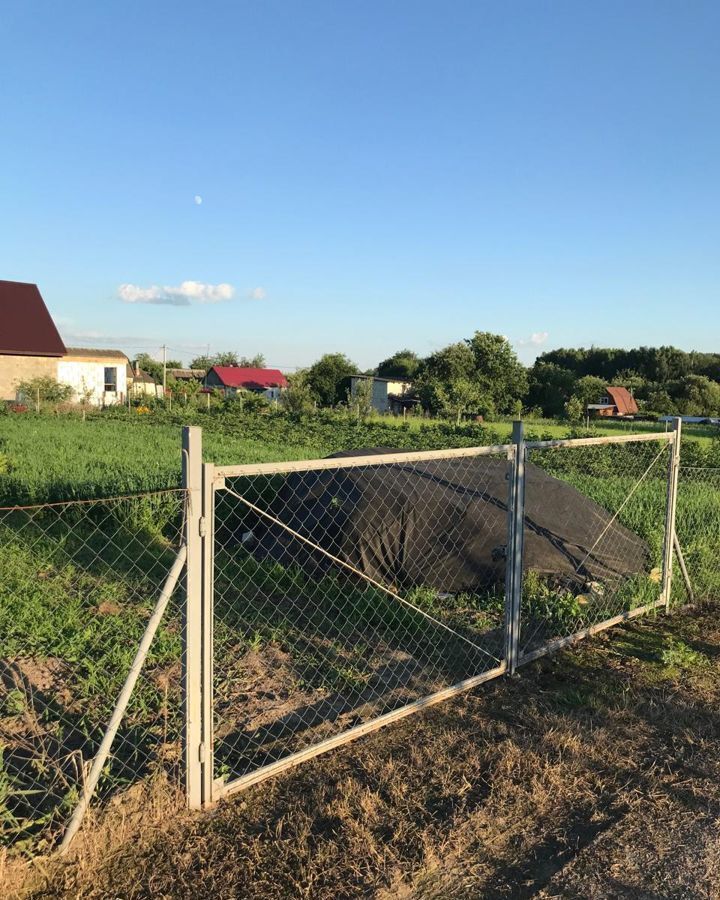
[
  {"xmin": 212, "ymin": 452, "xmax": 510, "ymax": 787},
  {"xmin": 518, "ymin": 439, "xmax": 671, "ymax": 658},
  {"xmin": 675, "ymin": 466, "xmax": 720, "ymax": 605},
  {"xmin": 0, "ymin": 491, "xmax": 185, "ymax": 853}
]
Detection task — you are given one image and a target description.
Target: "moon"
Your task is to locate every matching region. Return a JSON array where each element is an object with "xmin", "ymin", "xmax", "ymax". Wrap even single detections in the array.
[{"xmin": 194, "ymin": 195, "xmax": 203, "ymax": 205}]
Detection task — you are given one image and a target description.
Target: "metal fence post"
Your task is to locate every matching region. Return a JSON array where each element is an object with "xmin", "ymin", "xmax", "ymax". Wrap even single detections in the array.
[
  {"xmin": 662, "ymin": 417, "xmax": 682, "ymax": 612},
  {"xmin": 182, "ymin": 426, "xmax": 211, "ymax": 808},
  {"xmin": 200, "ymin": 460, "xmax": 215, "ymax": 804},
  {"xmin": 504, "ymin": 420, "xmax": 526, "ymax": 675}
]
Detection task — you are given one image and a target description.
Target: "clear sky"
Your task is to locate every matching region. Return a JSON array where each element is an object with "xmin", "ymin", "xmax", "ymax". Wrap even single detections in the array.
[{"xmin": 1, "ymin": 1, "xmax": 719, "ymax": 369}]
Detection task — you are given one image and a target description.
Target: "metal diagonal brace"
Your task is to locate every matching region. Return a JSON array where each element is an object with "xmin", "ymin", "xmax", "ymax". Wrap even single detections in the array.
[{"xmin": 58, "ymin": 544, "xmax": 187, "ymax": 854}]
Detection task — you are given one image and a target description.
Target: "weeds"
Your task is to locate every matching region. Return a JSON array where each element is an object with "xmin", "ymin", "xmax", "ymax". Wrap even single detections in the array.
[{"xmin": 660, "ymin": 639, "xmax": 709, "ymax": 670}]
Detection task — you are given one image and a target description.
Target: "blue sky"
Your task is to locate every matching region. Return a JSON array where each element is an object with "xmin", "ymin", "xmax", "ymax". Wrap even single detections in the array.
[{"xmin": 1, "ymin": 1, "xmax": 719, "ymax": 369}]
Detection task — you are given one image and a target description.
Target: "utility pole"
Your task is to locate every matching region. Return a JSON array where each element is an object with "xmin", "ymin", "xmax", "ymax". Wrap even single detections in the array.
[{"xmin": 162, "ymin": 345, "xmax": 167, "ymax": 398}]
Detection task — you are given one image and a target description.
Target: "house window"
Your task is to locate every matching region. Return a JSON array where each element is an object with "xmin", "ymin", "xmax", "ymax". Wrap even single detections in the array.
[{"xmin": 104, "ymin": 367, "xmax": 118, "ymax": 393}]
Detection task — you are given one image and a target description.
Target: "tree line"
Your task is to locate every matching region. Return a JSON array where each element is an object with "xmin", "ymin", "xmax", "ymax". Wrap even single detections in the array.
[
  {"xmin": 297, "ymin": 339, "xmax": 720, "ymax": 420},
  {"xmin": 135, "ymin": 339, "xmax": 720, "ymax": 420}
]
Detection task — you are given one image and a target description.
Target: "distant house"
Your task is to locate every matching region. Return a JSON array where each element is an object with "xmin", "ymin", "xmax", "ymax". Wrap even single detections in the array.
[
  {"xmin": 348, "ymin": 375, "xmax": 415, "ymax": 414},
  {"xmin": 129, "ymin": 362, "xmax": 163, "ymax": 399},
  {"xmin": 0, "ymin": 279, "xmax": 129, "ymax": 406},
  {"xmin": 168, "ymin": 368, "xmax": 205, "ymax": 383},
  {"xmin": 587, "ymin": 386, "xmax": 639, "ymax": 418},
  {"xmin": 204, "ymin": 366, "xmax": 288, "ymax": 400}
]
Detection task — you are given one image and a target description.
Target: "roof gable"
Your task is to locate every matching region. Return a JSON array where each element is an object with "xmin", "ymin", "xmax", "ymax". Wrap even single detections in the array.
[
  {"xmin": 0, "ymin": 280, "xmax": 67, "ymax": 357},
  {"xmin": 606, "ymin": 386, "xmax": 639, "ymax": 415},
  {"xmin": 209, "ymin": 366, "xmax": 288, "ymax": 389}
]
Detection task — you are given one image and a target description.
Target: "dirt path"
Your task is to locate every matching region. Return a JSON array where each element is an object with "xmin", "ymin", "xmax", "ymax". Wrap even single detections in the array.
[{"xmin": 15, "ymin": 603, "xmax": 720, "ymax": 900}]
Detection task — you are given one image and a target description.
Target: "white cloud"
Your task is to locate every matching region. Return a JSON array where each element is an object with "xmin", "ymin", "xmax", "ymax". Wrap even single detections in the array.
[
  {"xmin": 194, "ymin": 195, "xmax": 203, "ymax": 205},
  {"xmin": 118, "ymin": 281, "xmax": 235, "ymax": 306},
  {"xmin": 248, "ymin": 286, "xmax": 267, "ymax": 300},
  {"xmin": 517, "ymin": 331, "xmax": 549, "ymax": 347}
]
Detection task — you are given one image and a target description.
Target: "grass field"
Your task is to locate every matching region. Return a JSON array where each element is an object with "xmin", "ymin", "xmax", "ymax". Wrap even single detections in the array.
[{"xmin": 1, "ymin": 410, "xmax": 718, "ymax": 505}]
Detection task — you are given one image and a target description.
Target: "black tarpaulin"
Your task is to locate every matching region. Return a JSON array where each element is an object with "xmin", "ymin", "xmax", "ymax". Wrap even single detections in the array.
[{"xmin": 256, "ymin": 448, "xmax": 649, "ymax": 593}]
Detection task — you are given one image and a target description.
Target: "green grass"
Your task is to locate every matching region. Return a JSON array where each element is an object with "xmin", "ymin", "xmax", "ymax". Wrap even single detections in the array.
[{"xmin": 2, "ymin": 410, "xmax": 718, "ymax": 505}]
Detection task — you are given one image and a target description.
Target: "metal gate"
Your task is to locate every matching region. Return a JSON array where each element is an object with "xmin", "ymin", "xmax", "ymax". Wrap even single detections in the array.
[{"xmin": 181, "ymin": 421, "xmax": 685, "ymax": 809}]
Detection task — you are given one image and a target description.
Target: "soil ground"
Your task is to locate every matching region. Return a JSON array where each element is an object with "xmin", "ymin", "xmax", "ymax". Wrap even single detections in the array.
[{"xmin": 12, "ymin": 601, "xmax": 720, "ymax": 900}]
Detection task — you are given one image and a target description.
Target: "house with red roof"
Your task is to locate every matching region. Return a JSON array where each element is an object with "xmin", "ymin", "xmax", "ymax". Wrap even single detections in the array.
[
  {"xmin": 0, "ymin": 279, "xmax": 131, "ymax": 405},
  {"xmin": 587, "ymin": 386, "xmax": 639, "ymax": 418},
  {"xmin": 204, "ymin": 365, "xmax": 288, "ymax": 400}
]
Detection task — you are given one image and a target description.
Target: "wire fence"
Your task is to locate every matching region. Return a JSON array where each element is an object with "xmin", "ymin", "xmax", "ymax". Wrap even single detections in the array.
[
  {"xmin": 518, "ymin": 439, "xmax": 672, "ymax": 662},
  {"xmin": 3, "ymin": 423, "xmax": 719, "ymax": 859},
  {"xmin": 0, "ymin": 491, "xmax": 186, "ymax": 854},
  {"xmin": 213, "ymin": 450, "xmax": 508, "ymax": 791}
]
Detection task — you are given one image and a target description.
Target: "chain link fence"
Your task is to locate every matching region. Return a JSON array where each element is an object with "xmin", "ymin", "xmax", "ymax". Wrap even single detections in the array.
[
  {"xmin": 518, "ymin": 437, "xmax": 672, "ymax": 662},
  {"xmin": 212, "ymin": 449, "xmax": 509, "ymax": 795},
  {"xmin": 4, "ymin": 422, "xmax": 716, "ymax": 859},
  {"xmin": 675, "ymin": 466, "xmax": 720, "ymax": 604},
  {"xmin": 0, "ymin": 491, "xmax": 186, "ymax": 854}
]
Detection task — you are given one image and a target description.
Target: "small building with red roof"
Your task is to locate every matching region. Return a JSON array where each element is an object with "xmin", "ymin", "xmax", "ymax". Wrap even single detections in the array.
[
  {"xmin": 587, "ymin": 386, "xmax": 639, "ymax": 418},
  {"xmin": 205, "ymin": 365, "xmax": 288, "ymax": 400}
]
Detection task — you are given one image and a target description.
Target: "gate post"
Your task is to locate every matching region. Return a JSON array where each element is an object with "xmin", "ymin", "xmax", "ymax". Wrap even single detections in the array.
[
  {"xmin": 504, "ymin": 421, "xmax": 526, "ymax": 675},
  {"xmin": 182, "ymin": 427, "xmax": 212, "ymax": 808},
  {"xmin": 662, "ymin": 417, "xmax": 682, "ymax": 612}
]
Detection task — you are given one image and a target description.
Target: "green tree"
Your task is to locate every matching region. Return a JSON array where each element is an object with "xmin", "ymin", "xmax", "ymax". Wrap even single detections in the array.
[
  {"xmin": 435, "ymin": 377, "xmax": 486, "ymax": 424},
  {"xmin": 280, "ymin": 370, "xmax": 316, "ymax": 416},
  {"xmin": 646, "ymin": 388, "xmax": 675, "ymax": 415},
  {"xmin": 189, "ymin": 351, "xmax": 265, "ymax": 371},
  {"xmin": 466, "ymin": 331, "xmax": 528, "ymax": 414},
  {"xmin": 213, "ymin": 351, "xmax": 239, "ymax": 367},
  {"xmin": 564, "ymin": 396, "xmax": 584, "ymax": 423},
  {"xmin": 347, "ymin": 377, "xmax": 375, "ymax": 421},
  {"xmin": 134, "ymin": 353, "xmax": 181, "ymax": 383},
  {"xmin": 572, "ymin": 375, "xmax": 608, "ymax": 410},
  {"xmin": 306, "ymin": 353, "xmax": 359, "ymax": 407},
  {"xmin": 237, "ymin": 354, "xmax": 266, "ymax": 367},
  {"xmin": 527, "ymin": 362, "xmax": 577, "ymax": 418},
  {"xmin": 376, "ymin": 349, "xmax": 421, "ymax": 380},
  {"xmin": 416, "ymin": 342, "xmax": 491, "ymax": 420},
  {"xmin": 675, "ymin": 375, "xmax": 720, "ymax": 416},
  {"xmin": 188, "ymin": 354, "xmax": 215, "ymax": 371},
  {"xmin": 16, "ymin": 376, "xmax": 73, "ymax": 407}
]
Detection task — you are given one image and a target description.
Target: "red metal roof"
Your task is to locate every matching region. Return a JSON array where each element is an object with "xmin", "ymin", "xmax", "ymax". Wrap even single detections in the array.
[
  {"xmin": 209, "ymin": 366, "xmax": 288, "ymax": 389},
  {"xmin": 606, "ymin": 386, "xmax": 639, "ymax": 416},
  {"xmin": 0, "ymin": 280, "xmax": 67, "ymax": 357}
]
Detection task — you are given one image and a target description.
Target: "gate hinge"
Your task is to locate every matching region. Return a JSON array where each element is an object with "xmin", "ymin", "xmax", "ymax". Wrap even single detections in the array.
[
  {"xmin": 198, "ymin": 742, "xmax": 206, "ymax": 763},
  {"xmin": 199, "ymin": 516, "xmax": 207, "ymax": 537}
]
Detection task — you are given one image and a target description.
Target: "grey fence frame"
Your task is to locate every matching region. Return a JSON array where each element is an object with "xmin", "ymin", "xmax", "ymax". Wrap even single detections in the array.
[{"xmin": 181, "ymin": 420, "xmax": 683, "ymax": 811}]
